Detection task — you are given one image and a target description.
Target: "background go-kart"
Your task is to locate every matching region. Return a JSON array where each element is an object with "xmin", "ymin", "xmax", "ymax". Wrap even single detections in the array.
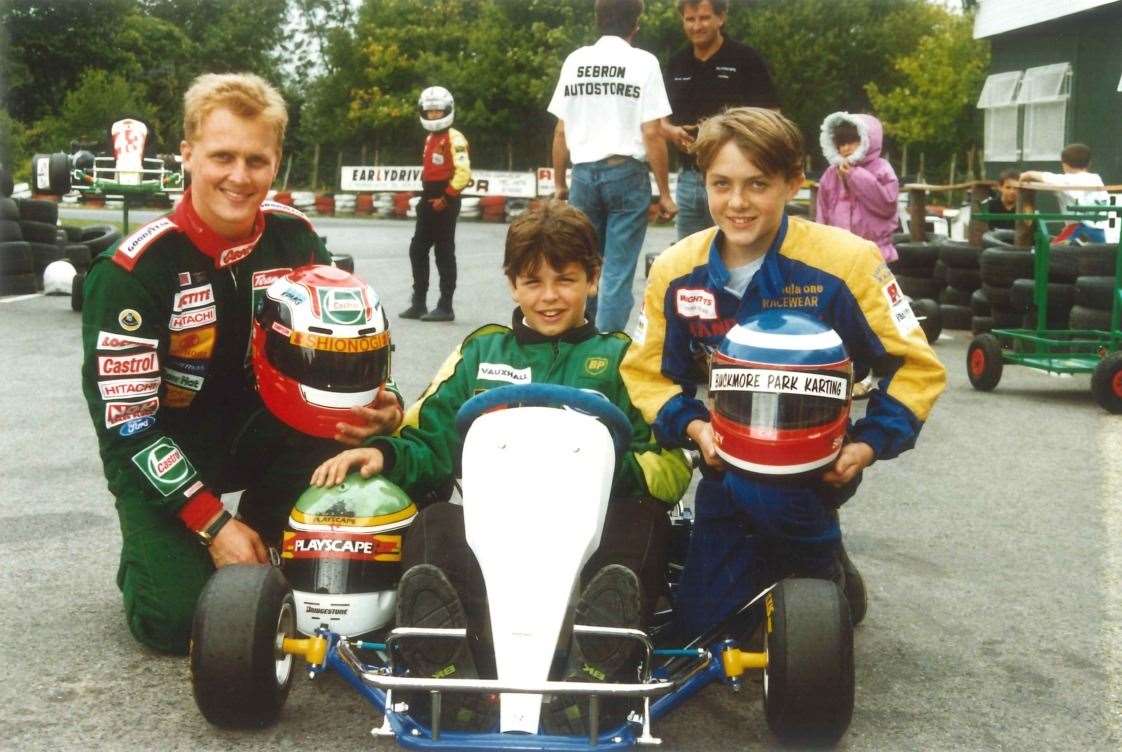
[{"xmin": 1, "ymin": 210, "xmax": 1119, "ymax": 751}]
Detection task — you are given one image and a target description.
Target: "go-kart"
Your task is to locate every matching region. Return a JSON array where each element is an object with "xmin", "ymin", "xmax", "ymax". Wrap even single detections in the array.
[{"xmin": 189, "ymin": 383, "xmax": 854, "ymax": 749}]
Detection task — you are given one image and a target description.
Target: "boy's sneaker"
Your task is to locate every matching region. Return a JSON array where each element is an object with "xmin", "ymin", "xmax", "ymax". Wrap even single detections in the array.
[
  {"xmin": 399, "ymin": 302, "xmax": 428, "ymax": 319},
  {"xmin": 420, "ymin": 306, "xmax": 454, "ymax": 322},
  {"xmin": 395, "ymin": 564, "xmax": 493, "ymax": 731},
  {"xmin": 542, "ymin": 565, "xmax": 641, "ymax": 736}
]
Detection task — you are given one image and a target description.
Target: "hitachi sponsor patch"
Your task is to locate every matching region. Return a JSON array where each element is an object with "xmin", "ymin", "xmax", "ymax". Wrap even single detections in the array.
[
  {"xmin": 169, "ymin": 305, "xmax": 217, "ymax": 331},
  {"xmin": 164, "ymin": 368, "xmax": 204, "ymax": 391},
  {"xmin": 252, "ymin": 268, "xmax": 292, "ymax": 289},
  {"xmin": 96, "ymin": 331, "xmax": 158, "ymax": 351},
  {"xmin": 882, "ymin": 280, "xmax": 920, "ymax": 336},
  {"xmin": 172, "ymin": 284, "xmax": 214, "ymax": 312},
  {"xmin": 98, "ymin": 351, "xmax": 159, "ymax": 377},
  {"xmin": 131, "ymin": 437, "xmax": 196, "ymax": 497},
  {"xmin": 676, "ymin": 288, "xmax": 717, "ymax": 319},
  {"xmin": 169, "ymin": 326, "xmax": 216, "ymax": 359},
  {"xmin": 98, "ymin": 377, "xmax": 161, "ymax": 400},
  {"xmin": 113, "ymin": 217, "xmax": 178, "ymax": 269},
  {"xmin": 105, "ymin": 397, "xmax": 159, "ymax": 428},
  {"xmin": 477, "ymin": 362, "xmax": 532, "ymax": 384}
]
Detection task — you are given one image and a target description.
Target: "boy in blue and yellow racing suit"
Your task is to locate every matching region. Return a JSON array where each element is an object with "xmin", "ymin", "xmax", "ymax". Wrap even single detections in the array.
[{"xmin": 621, "ymin": 108, "xmax": 945, "ymax": 636}]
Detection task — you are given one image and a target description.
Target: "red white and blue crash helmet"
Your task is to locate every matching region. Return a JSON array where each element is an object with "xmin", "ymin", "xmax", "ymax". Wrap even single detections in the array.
[
  {"xmin": 252, "ymin": 265, "xmax": 391, "ymax": 438},
  {"xmin": 709, "ymin": 311, "xmax": 852, "ymax": 476}
]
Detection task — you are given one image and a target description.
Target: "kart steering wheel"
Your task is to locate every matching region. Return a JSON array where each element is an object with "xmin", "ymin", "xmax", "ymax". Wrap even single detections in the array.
[{"xmin": 454, "ymin": 383, "xmax": 633, "ymax": 458}]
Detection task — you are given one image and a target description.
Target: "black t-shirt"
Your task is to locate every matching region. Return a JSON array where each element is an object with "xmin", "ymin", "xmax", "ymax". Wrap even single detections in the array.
[
  {"xmin": 984, "ymin": 197, "xmax": 1015, "ymax": 230},
  {"xmin": 665, "ymin": 36, "xmax": 779, "ymax": 167}
]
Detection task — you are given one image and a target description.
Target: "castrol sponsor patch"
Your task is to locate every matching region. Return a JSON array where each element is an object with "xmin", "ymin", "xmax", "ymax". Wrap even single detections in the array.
[
  {"xmin": 218, "ymin": 242, "xmax": 256, "ymax": 268},
  {"xmin": 105, "ymin": 397, "xmax": 159, "ymax": 428},
  {"xmin": 172, "ymin": 284, "xmax": 214, "ymax": 312},
  {"xmin": 98, "ymin": 351, "xmax": 159, "ymax": 377},
  {"xmin": 131, "ymin": 437, "xmax": 196, "ymax": 497},
  {"xmin": 168, "ymin": 305, "xmax": 216, "ymax": 331},
  {"xmin": 281, "ymin": 530, "xmax": 402, "ymax": 561},
  {"xmin": 98, "ymin": 377, "xmax": 161, "ymax": 400},
  {"xmin": 675, "ymin": 288, "xmax": 717, "ymax": 319},
  {"xmin": 96, "ymin": 331, "xmax": 158, "ymax": 351}
]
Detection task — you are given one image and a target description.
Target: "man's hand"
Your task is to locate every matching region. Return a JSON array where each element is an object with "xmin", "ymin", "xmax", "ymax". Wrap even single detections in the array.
[
  {"xmin": 658, "ymin": 194, "xmax": 678, "ymax": 220},
  {"xmin": 311, "ymin": 447, "xmax": 385, "ymax": 488},
  {"xmin": 208, "ymin": 518, "xmax": 268, "ymax": 568},
  {"xmin": 430, "ymin": 196, "xmax": 448, "ymax": 212},
  {"xmin": 334, "ymin": 388, "xmax": 403, "ymax": 446},
  {"xmin": 821, "ymin": 442, "xmax": 875, "ymax": 487},
  {"xmin": 664, "ymin": 123, "xmax": 696, "ymax": 153},
  {"xmin": 686, "ymin": 419, "xmax": 724, "ymax": 469}
]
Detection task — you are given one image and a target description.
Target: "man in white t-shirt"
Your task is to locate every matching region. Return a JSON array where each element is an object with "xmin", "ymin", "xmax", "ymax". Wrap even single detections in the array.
[
  {"xmin": 549, "ymin": 0, "xmax": 677, "ymax": 333},
  {"xmin": 1021, "ymin": 142, "xmax": 1111, "ymax": 245}
]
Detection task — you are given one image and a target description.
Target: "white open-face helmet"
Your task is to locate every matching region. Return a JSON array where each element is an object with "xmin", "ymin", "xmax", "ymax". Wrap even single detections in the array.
[
  {"xmin": 418, "ymin": 86, "xmax": 454, "ymax": 132},
  {"xmin": 43, "ymin": 260, "xmax": 77, "ymax": 295}
]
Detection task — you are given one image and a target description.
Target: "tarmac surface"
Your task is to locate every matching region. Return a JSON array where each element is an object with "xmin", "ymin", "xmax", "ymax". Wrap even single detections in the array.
[{"xmin": 1, "ymin": 209, "xmax": 1119, "ymax": 751}]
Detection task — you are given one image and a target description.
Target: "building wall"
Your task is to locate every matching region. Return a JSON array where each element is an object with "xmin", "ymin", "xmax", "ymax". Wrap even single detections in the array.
[{"xmin": 985, "ymin": 4, "xmax": 1122, "ymax": 197}]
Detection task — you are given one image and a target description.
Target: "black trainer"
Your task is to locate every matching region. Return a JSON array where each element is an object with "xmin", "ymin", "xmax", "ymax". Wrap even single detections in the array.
[
  {"xmin": 838, "ymin": 543, "xmax": 867, "ymax": 626},
  {"xmin": 420, "ymin": 306, "xmax": 454, "ymax": 322},
  {"xmin": 395, "ymin": 564, "xmax": 493, "ymax": 731},
  {"xmin": 399, "ymin": 300, "xmax": 428, "ymax": 319},
  {"xmin": 542, "ymin": 564, "xmax": 641, "ymax": 736}
]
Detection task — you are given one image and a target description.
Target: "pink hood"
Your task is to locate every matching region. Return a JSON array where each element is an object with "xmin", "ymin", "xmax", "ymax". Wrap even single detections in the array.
[{"xmin": 816, "ymin": 112, "xmax": 900, "ymax": 262}]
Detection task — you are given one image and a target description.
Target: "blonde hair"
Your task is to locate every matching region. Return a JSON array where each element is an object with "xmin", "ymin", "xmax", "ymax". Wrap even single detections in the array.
[
  {"xmin": 182, "ymin": 73, "xmax": 288, "ymax": 153},
  {"xmin": 693, "ymin": 107, "xmax": 804, "ymax": 181}
]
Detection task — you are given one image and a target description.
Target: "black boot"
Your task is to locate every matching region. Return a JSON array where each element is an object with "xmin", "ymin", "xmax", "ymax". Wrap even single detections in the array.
[
  {"xmin": 421, "ymin": 296, "xmax": 454, "ymax": 322},
  {"xmin": 400, "ymin": 293, "xmax": 427, "ymax": 319}
]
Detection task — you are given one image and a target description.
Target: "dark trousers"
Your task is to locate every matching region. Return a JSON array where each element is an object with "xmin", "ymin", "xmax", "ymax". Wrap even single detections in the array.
[
  {"xmin": 402, "ymin": 497, "xmax": 671, "ymax": 675},
  {"xmin": 408, "ymin": 196, "xmax": 460, "ymax": 303}
]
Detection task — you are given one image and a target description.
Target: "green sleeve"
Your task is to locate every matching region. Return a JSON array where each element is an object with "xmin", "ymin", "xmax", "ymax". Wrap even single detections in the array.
[
  {"xmin": 613, "ymin": 374, "xmax": 692, "ymax": 505},
  {"xmin": 81, "ymin": 259, "xmax": 207, "ymax": 515}
]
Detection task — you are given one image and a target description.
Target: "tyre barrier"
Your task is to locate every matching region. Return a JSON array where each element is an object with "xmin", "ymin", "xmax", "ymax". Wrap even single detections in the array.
[
  {"xmin": 970, "ymin": 288, "xmax": 991, "ymax": 316},
  {"xmin": 18, "ymin": 197, "xmax": 58, "ymax": 224},
  {"xmin": 1008, "ymin": 279, "xmax": 1076, "ymax": 313},
  {"xmin": 0, "ymin": 241, "xmax": 33, "ymax": 275},
  {"xmin": 0, "ymin": 272, "xmax": 38, "ymax": 295},
  {"xmin": 0, "ymin": 219, "xmax": 21, "ymax": 243},
  {"xmin": 0, "ymin": 196, "xmax": 18, "ymax": 221},
  {"xmin": 938, "ymin": 303, "xmax": 972, "ymax": 331},
  {"xmin": 19, "ymin": 219, "xmax": 59, "ymax": 244},
  {"xmin": 0, "ymin": 165, "xmax": 12, "ymax": 198},
  {"xmin": 981, "ymin": 229, "xmax": 1017, "ymax": 248},
  {"xmin": 1074, "ymin": 244, "xmax": 1118, "ymax": 277},
  {"xmin": 1074, "ymin": 276, "xmax": 1117, "ymax": 311},
  {"xmin": 1069, "ymin": 304, "xmax": 1112, "ymax": 330},
  {"xmin": 79, "ymin": 225, "xmax": 122, "ymax": 257}
]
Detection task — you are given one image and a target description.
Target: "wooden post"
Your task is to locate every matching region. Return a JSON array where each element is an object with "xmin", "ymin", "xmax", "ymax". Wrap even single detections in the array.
[
  {"xmin": 948, "ymin": 152, "xmax": 957, "ymax": 205},
  {"xmin": 902, "ymin": 143, "xmax": 909, "ymax": 180},
  {"xmin": 969, "ymin": 181, "xmax": 988, "ymax": 246},
  {"xmin": 360, "ymin": 143, "xmax": 368, "ymax": 164},
  {"xmin": 335, "ymin": 150, "xmax": 343, "ymax": 191},
  {"xmin": 1015, "ymin": 186, "xmax": 1036, "ymax": 247},
  {"xmin": 909, "ymin": 187, "xmax": 926, "ymax": 242}
]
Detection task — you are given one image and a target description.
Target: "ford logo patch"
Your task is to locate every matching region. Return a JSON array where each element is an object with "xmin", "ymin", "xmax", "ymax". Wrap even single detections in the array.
[{"xmin": 119, "ymin": 416, "xmax": 157, "ymax": 437}]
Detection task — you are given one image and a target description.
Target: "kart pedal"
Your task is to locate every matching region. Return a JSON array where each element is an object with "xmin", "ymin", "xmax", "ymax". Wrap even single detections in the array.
[{"xmin": 542, "ymin": 564, "xmax": 641, "ymax": 735}]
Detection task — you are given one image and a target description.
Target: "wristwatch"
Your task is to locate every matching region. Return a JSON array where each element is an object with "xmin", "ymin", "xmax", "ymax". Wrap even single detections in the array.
[{"xmin": 197, "ymin": 510, "xmax": 233, "ymax": 547}]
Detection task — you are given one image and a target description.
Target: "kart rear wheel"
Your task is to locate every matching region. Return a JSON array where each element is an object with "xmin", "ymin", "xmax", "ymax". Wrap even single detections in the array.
[
  {"xmin": 1091, "ymin": 352, "xmax": 1122, "ymax": 414},
  {"xmin": 966, "ymin": 334, "xmax": 1003, "ymax": 391},
  {"xmin": 763, "ymin": 578, "xmax": 854, "ymax": 747},
  {"xmin": 190, "ymin": 564, "xmax": 297, "ymax": 728}
]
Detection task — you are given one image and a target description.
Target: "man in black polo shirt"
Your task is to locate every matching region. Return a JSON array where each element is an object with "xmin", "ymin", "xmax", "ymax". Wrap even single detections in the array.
[{"xmin": 663, "ymin": 0, "xmax": 779, "ymax": 239}]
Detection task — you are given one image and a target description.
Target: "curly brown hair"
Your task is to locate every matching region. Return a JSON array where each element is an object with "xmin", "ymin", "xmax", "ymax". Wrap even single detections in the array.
[{"xmin": 503, "ymin": 200, "xmax": 602, "ymax": 282}]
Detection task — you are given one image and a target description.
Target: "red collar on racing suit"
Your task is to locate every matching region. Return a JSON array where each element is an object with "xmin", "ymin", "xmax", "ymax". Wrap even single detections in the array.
[{"xmin": 171, "ymin": 187, "xmax": 266, "ymax": 269}]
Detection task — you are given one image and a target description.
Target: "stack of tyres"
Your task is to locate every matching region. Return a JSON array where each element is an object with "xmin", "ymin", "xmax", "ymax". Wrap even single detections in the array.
[
  {"xmin": 890, "ymin": 232, "xmax": 946, "ymax": 300},
  {"xmin": 1069, "ymin": 244, "xmax": 1118, "ymax": 331},
  {"xmin": 0, "ymin": 196, "xmax": 36, "ymax": 295},
  {"xmin": 480, "ymin": 195, "xmax": 506, "ymax": 222},
  {"xmin": 934, "ymin": 240, "xmax": 983, "ymax": 330},
  {"xmin": 68, "ymin": 224, "xmax": 123, "ymax": 313},
  {"xmin": 17, "ymin": 198, "xmax": 65, "ymax": 290},
  {"xmin": 1008, "ymin": 246, "xmax": 1079, "ymax": 332}
]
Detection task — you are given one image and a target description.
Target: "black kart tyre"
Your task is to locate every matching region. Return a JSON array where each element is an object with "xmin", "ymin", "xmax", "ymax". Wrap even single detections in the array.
[
  {"xmin": 895, "ymin": 274, "xmax": 942, "ymax": 300},
  {"xmin": 1075, "ymin": 244, "xmax": 1117, "ymax": 277},
  {"xmin": 992, "ymin": 309, "xmax": 1023, "ymax": 328},
  {"xmin": 892, "ymin": 231, "xmax": 947, "ymax": 245},
  {"xmin": 893, "ymin": 241, "xmax": 939, "ymax": 274},
  {"xmin": 939, "ymin": 303, "xmax": 972, "ymax": 331},
  {"xmin": 0, "ymin": 272, "xmax": 39, "ymax": 295},
  {"xmin": 60, "ymin": 225, "xmax": 83, "ymax": 242},
  {"xmin": 1068, "ymin": 305, "xmax": 1112, "ymax": 331},
  {"xmin": 191, "ymin": 564, "xmax": 297, "ymax": 729},
  {"xmin": 980, "ymin": 247, "xmax": 1034, "ymax": 287},
  {"xmin": 1091, "ymin": 352, "xmax": 1122, "ymax": 414},
  {"xmin": 0, "ymin": 219, "xmax": 22, "ymax": 242},
  {"xmin": 0, "ymin": 196, "xmax": 19, "ymax": 220},
  {"xmin": 981, "ymin": 229, "xmax": 1016, "ymax": 248},
  {"xmin": 1047, "ymin": 247, "xmax": 1080, "ymax": 284},
  {"xmin": 931, "ymin": 259, "xmax": 947, "ymax": 284},
  {"xmin": 79, "ymin": 225, "xmax": 122, "ymax": 256},
  {"xmin": 945, "ymin": 267, "xmax": 981, "ymax": 292},
  {"xmin": 763, "ymin": 579, "xmax": 854, "ymax": 747},
  {"xmin": 64, "ymin": 243, "xmax": 93, "ymax": 270},
  {"xmin": 71, "ymin": 271, "xmax": 85, "ymax": 312},
  {"xmin": 981, "ymin": 283, "xmax": 1014, "ymax": 312},
  {"xmin": 0, "ymin": 241, "xmax": 33, "ymax": 275},
  {"xmin": 1009, "ymin": 279, "xmax": 1076, "ymax": 313},
  {"xmin": 967, "ymin": 334, "xmax": 1003, "ymax": 390},
  {"xmin": 938, "ymin": 286, "xmax": 971, "ymax": 307},
  {"xmin": 20, "ymin": 220, "xmax": 60, "ymax": 244},
  {"xmin": 937, "ymin": 241, "xmax": 982, "ymax": 269},
  {"xmin": 49, "ymin": 152, "xmax": 72, "ymax": 195},
  {"xmin": 972, "ymin": 315, "xmax": 994, "ymax": 334},
  {"xmin": 970, "ymin": 288, "xmax": 991, "ymax": 316},
  {"xmin": 0, "ymin": 166, "xmax": 12, "ymax": 198},
  {"xmin": 1074, "ymin": 276, "xmax": 1117, "ymax": 311},
  {"xmin": 17, "ymin": 197, "xmax": 58, "ymax": 224},
  {"xmin": 910, "ymin": 297, "xmax": 942, "ymax": 343},
  {"xmin": 330, "ymin": 252, "xmax": 354, "ymax": 274},
  {"xmin": 30, "ymin": 242, "xmax": 65, "ymax": 275}
]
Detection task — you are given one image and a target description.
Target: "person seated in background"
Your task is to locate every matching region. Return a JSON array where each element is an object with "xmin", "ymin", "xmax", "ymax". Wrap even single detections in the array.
[
  {"xmin": 984, "ymin": 169, "xmax": 1020, "ymax": 231},
  {"xmin": 1020, "ymin": 143, "xmax": 1110, "ymax": 245},
  {"xmin": 311, "ymin": 200, "xmax": 691, "ymax": 733}
]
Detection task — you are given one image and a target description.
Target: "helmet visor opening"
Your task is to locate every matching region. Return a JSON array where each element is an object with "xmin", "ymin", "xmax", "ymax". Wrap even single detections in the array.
[
  {"xmin": 284, "ymin": 556, "xmax": 401, "ymax": 595},
  {"xmin": 711, "ymin": 366, "xmax": 849, "ymax": 431},
  {"xmin": 264, "ymin": 328, "xmax": 390, "ymax": 392}
]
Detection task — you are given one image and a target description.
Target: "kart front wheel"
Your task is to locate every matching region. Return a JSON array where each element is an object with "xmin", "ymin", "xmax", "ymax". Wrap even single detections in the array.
[
  {"xmin": 1091, "ymin": 352, "xmax": 1122, "ymax": 414},
  {"xmin": 190, "ymin": 564, "xmax": 297, "ymax": 728},
  {"xmin": 763, "ymin": 578, "xmax": 854, "ymax": 747},
  {"xmin": 966, "ymin": 333, "xmax": 1003, "ymax": 391}
]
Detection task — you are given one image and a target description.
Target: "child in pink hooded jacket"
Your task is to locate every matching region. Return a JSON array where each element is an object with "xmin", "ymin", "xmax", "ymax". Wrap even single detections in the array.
[{"xmin": 816, "ymin": 112, "xmax": 900, "ymax": 262}]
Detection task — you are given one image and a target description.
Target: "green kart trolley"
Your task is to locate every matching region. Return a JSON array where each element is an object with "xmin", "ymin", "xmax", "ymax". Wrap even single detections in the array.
[{"xmin": 967, "ymin": 206, "xmax": 1122, "ymax": 413}]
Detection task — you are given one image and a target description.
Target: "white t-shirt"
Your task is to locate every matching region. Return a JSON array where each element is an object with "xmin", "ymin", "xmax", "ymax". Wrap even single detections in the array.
[
  {"xmin": 725, "ymin": 256, "xmax": 764, "ymax": 298},
  {"xmin": 548, "ymin": 36, "xmax": 671, "ymax": 165},
  {"xmin": 1037, "ymin": 170, "xmax": 1110, "ymax": 229}
]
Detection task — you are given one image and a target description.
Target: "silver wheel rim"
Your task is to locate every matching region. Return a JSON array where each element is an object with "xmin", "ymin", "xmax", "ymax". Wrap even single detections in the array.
[{"xmin": 274, "ymin": 598, "xmax": 296, "ymax": 686}]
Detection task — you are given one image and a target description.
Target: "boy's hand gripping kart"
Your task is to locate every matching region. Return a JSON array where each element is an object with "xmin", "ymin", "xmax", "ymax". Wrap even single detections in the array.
[{"xmin": 189, "ymin": 384, "xmax": 854, "ymax": 749}]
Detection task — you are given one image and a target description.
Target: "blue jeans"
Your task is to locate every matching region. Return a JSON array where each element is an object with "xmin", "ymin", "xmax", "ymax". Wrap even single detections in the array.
[
  {"xmin": 675, "ymin": 167, "xmax": 712, "ymax": 240},
  {"xmin": 570, "ymin": 157, "xmax": 651, "ymax": 332}
]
